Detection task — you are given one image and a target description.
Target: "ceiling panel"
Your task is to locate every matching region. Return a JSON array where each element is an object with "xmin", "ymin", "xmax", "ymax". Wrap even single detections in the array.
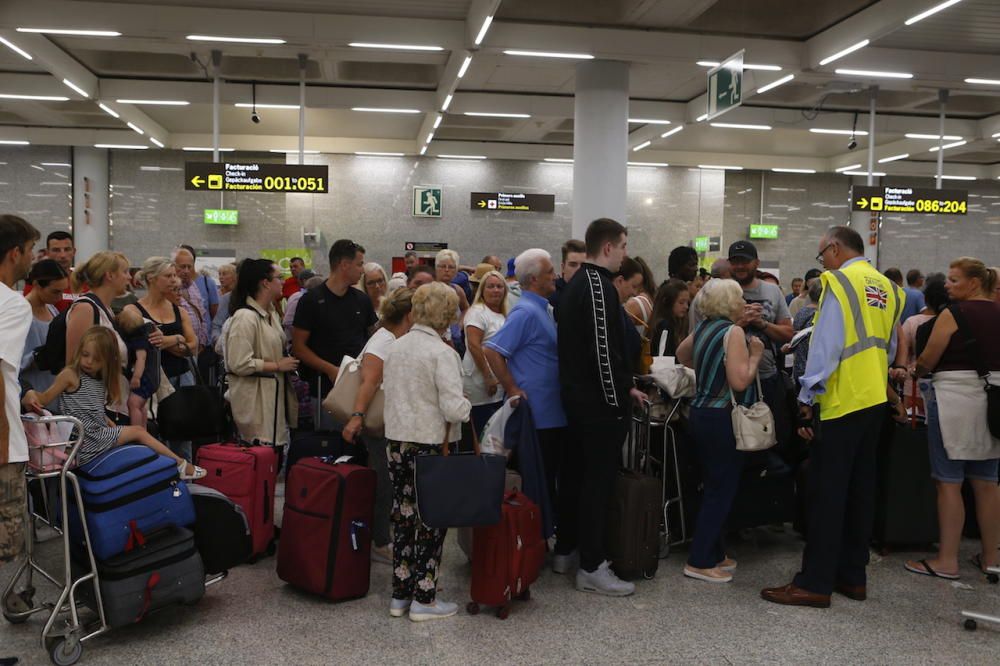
[
  {"xmin": 682, "ymin": 0, "xmax": 876, "ymax": 39},
  {"xmin": 482, "ymin": 64, "xmax": 575, "ymax": 92},
  {"xmin": 875, "ymin": 0, "xmax": 1000, "ymax": 55},
  {"xmin": 75, "ymin": 0, "xmax": 473, "ymax": 19}
]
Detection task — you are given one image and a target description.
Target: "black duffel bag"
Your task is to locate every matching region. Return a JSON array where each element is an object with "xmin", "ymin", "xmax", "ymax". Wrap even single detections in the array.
[{"xmin": 153, "ymin": 359, "xmax": 229, "ymax": 441}]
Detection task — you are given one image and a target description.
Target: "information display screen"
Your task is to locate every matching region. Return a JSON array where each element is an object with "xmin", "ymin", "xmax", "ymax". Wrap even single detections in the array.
[
  {"xmin": 470, "ymin": 192, "xmax": 555, "ymax": 212},
  {"xmin": 185, "ymin": 162, "xmax": 329, "ymax": 193},
  {"xmin": 851, "ymin": 185, "xmax": 967, "ymax": 215}
]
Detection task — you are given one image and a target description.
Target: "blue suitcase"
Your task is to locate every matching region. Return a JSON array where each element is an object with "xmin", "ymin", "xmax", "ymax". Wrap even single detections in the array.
[{"xmin": 68, "ymin": 445, "xmax": 196, "ymax": 560}]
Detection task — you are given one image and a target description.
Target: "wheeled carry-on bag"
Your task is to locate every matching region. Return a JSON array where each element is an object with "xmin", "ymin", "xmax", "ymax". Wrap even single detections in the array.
[
  {"xmin": 72, "ymin": 525, "xmax": 205, "ymax": 628},
  {"xmin": 187, "ymin": 484, "xmax": 253, "ymax": 574},
  {"xmin": 288, "ymin": 376, "xmax": 350, "ymax": 469},
  {"xmin": 457, "ymin": 469, "xmax": 522, "ymax": 561},
  {"xmin": 605, "ymin": 469, "xmax": 661, "ymax": 580},
  {"xmin": 467, "ymin": 490, "xmax": 545, "ymax": 620},
  {"xmin": 277, "ymin": 456, "xmax": 376, "ymax": 601},
  {"xmin": 68, "ymin": 445, "xmax": 196, "ymax": 561}
]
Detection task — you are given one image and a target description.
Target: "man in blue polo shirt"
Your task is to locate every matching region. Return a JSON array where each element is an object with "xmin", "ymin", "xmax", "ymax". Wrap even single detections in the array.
[{"xmin": 484, "ymin": 248, "xmax": 576, "ymax": 574}]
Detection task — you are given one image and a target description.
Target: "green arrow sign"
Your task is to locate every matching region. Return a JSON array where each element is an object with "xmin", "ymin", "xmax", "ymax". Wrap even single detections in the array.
[
  {"xmin": 749, "ymin": 224, "xmax": 779, "ymax": 239},
  {"xmin": 204, "ymin": 209, "xmax": 239, "ymax": 225},
  {"xmin": 707, "ymin": 50, "xmax": 743, "ymax": 120}
]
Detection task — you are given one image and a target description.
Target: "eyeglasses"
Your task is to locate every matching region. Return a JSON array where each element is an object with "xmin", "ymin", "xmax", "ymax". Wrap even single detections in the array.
[
  {"xmin": 368, "ymin": 278, "xmax": 386, "ymax": 287},
  {"xmin": 815, "ymin": 243, "xmax": 835, "ymax": 264}
]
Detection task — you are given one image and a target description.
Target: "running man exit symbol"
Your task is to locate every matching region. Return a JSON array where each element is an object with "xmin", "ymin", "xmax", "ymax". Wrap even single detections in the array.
[{"xmin": 413, "ymin": 186, "xmax": 442, "ymax": 217}]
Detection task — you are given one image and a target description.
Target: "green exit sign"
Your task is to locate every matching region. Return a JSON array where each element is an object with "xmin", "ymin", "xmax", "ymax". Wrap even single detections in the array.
[
  {"xmin": 694, "ymin": 236, "xmax": 710, "ymax": 252},
  {"xmin": 749, "ymin": 224, "xmax": 779, "ymax": 239},
  {"xmin": 204, "ymin": 209, "xmax": 238, "ymax": 225}
]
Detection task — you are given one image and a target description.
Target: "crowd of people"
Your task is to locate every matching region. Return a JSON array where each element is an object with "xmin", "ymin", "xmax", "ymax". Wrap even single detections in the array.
[{"xmin": 1, "ymin": 211, "xmax": 999, "ymax": 632}]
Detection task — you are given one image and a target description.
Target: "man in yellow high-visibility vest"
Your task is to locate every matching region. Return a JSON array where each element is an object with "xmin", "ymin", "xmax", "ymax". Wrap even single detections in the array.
[{"xmin": 762, "ymin": 226, "xmax": 905, "ymax": 608}]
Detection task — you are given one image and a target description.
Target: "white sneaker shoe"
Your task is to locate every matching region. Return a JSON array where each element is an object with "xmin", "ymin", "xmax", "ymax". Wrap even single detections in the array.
[
  {"xmin": 389, "ymin": 598, "xmax": 411, "ymax": 617},
  {"xmin": 575, "ymin": 561, "xmax": 635, "ymax": 597},
  {"xmin": 552, "ymin": 550, "xmax": 578, "ymax": 575},
  {"xmin": 409, "ymin": 599, "xmax": 458, "ymax": 622}
]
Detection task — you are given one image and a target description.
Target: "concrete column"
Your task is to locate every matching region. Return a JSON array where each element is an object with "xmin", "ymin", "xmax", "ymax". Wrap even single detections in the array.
[
  {"xmin": 72, "ymin": 147, "xmax": 110, "ymax": 260},
  {"xmin": 572, "ymin": 60, "xmax": 629, "ymax": 239}
]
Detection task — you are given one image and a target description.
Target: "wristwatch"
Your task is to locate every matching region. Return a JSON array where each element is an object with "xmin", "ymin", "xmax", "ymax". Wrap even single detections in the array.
[{"xmin": 351, "ymin": 411, "xmax": 365, "ymax": 418}]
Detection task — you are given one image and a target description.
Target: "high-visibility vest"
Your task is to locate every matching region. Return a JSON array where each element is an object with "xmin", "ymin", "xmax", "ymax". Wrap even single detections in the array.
[{"xmin": 815, "ymin": 260, "xmax": 903, "ymax": 421}]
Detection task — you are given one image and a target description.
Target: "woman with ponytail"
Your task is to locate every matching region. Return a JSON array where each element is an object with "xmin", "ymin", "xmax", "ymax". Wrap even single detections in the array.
[{"xmin": 65, "ymin": 251, "xmax": 130, "ymax": 369}]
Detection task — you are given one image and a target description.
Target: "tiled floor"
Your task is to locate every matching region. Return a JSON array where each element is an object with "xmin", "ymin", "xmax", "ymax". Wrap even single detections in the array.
[{"xmin": 2, "ymin": 520, "xmax": 999, "ymax": 665}]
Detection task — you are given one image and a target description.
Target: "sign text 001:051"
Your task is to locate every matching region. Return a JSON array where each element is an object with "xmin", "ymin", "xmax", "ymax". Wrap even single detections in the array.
[{"xmin": 185, "ymin": 162, "xmax": 329, "ymax": 193}]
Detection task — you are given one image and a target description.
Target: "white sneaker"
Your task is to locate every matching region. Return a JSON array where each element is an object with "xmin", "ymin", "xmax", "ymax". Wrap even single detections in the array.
[
  {"xmin": 575, "ymin": 561, "xmax": 635, "ymax": 597},
  {"xmin": 389, "ymin": 598, "xmax": 411, "ymax": 617},
  {"xmin": 409, "ymin": 599, "xmax": 458, "ymax": 622},
  {"xmin": 552, "ymin": 550, "xmax": 578, "ymax": 575}
]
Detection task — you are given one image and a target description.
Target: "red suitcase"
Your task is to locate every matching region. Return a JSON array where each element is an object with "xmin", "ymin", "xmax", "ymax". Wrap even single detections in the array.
[
  {"xmin": 468, "ymin": 491, "xmax": 546, "ymax": 619},
  {"xmin": 195, "ymin": 444, "xmax": 278, "ymax": 560},
  {"xmin": 277, "ymin": 456, "xmax": 376, "ymax": 601}
]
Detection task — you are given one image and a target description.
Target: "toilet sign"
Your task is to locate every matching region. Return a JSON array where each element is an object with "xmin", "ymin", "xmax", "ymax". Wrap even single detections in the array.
[{"xmin": 707, "ymin": 50, "xmax": 743, "ymax": 120}]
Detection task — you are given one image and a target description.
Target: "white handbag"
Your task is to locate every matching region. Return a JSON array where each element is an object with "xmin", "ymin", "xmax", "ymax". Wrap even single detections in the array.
[
  {"xmin": 723, "ymin": 327, "xmax": 777, "ymax": 452},
  {"xmin": 649, "ymin": 329, "xmax": 696, "ymax": 399}
]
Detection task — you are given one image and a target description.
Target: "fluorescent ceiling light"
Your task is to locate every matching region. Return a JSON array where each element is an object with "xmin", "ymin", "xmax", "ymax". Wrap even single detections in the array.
[
  {"xmin": 905, "ymin": 133, "xmax": 963, "ymax": 140},
  {"xmin": 810, "ymin": 128, "xmax": 869, "ymax": 136},
  {"xmin": 187, "ymin": 35, "xmax": 285, "ymax": 44},
  {"xmin": 40, "ymin": 162, "xmax": 70, "ymax": 167},
  {"xmin": 464, "ymin": 111, "xmax": 530, "ymax": 119},
  {"xmin": 441, "ymin": 94, "xmax": 453, "ymax": 111},
  {"xmin": 94, "ymin": 144, "xmax": 148, "ymax": 150},
  {"xmin": 126, "ymin": 122, "xmax": 144, "ymax": 135},
  {"xmin": 879, "ymin": 153, "xmax": 909, "ymax": 163},
  {"xmin": 503, "ymin": 49, "xmax": 594, "ymax": 60},
  {"xmin": 628, "ymin": 162, "xmax": 669, "ymax": 167},
  {"xmin": 140, "ymin": 166, "xmax": 181, "ymax": 172},
  {"xmin": 474, "ymin": 15, "xmax": 493, "ymax": 46},
  {"xmin": 632, "ymin": 140, "xmax": 651, "ymax": 151},
  {"xmin": 0, "ymin": 37, "xmax": 32, "ymax": 60},
  {"xmin": 437, "ymin": 154, "xmax": 487, "ymax": 160},
  {"xmin": 835, "ymin": 68, "xmax": 913, "ymax": 79},
  {"xmin": 234, "ymin": 103, "xmax": 300, "ymax": 109},
  {"xmin": 348, "ymin": 42, "xmax": 442, "ymax": 51},
  {"xmin": 182, "ymin": 146, "xmax": 235, "ymax": 152},
  {"xmin": 699, "ymin": 164, "xmax": 742, "ymax": 170},
  {"xmin": 351, "ymin": 107, "xmax": 421, "ymax": 114},
  {"xmin": 965, "ymin": 78, "xmax": 1000, "ymax": 86},
  {"xmin": 994, "ymin": 132, "xmax": 1000, "ymax": 139},
  {"xmin": 819, "ymin": 39, "xmax": 869, "ymax": 66},
  {"xmin": 98, "ymin": 103, "xmax": 119, "ymax": 118},
  {"xmin": 116, "ymin": 99, "xmax": 189, "ymax": 106},
  {"xmin": 772, "ymin": 168, "xmax": 816, "ymax": 173},
  {"xmin": 268, "ymin": 149, "xmax": 320, "ymax": 154},
  {"xmin": 696, "ymin": 61, "xmax": 781, "ymax": 72},
  {"xmin": 906, "ymin": 0, "xmax": 964, "ymax": 25},
  {"xmin": 628, "ymin": 118, "xmax": 671, "ymax": 125},
  {"xmin": 149, "ymin": 137, "xmax": 164, "ymax": 148},
  {"xmin": 756, "ymin": 74, "xmax": 794, "ymax": 94},
  {"xmin": 0, "ymin": 93, "xmax": 69, "ymax": 101},
  {"xmin": 425, "ymin": 132, "xmax": 434, "ymax": 144},
  {"xmin": 62, "ymin": 78, "xmax": 88, "ymax": 97},
  {"xmin": 543, "ymin": 158, "xmax": 573, "ymax": 163},
  {"xmin": 17, "ymin": 28, "xmax": 121, "ymax": 37},
  {"xmin": 660, "ymin": 126, "xmax": 684, "ymax": 139},
  {"xmin": 419, "ymin": 145, "xmax": 427, "ymax": 155},
  {"xmin": 457, "ymin": 56, "xmax": 472, "ymax": 79},
  {"xmin": 355, "ymin": 152, "xmax": 405, "ymax": 157},
  {"xmin": 835, "ymin": 164, "xmax": 862, "ymax": 172},
  {"xmin": 842, "ymin": 171, "xmax": 886, "ymax": 177},
  {"xmin": 711, "ymin": 122, "xmax": 772, "ymax": 130},
  {"xmin": 0, "ymin": 140, "xmax": 30, "ymax": 145},
  {"xmin": 940, "ymin": 174, "xmax": 976, "ymax": 181},
  {"xmin": 696, "ymin": 113, "xmax": 708, "ymax": 122},
  {"xmin": 29, "ymin": 165, "xmax": 43, "ymax": 171},
  {"xmin": 928, "ymin": 140, "xmax": 967, "ymax": 152}
]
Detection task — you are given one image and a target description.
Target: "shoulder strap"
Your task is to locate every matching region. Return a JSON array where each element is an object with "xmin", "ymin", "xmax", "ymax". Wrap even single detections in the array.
[
  {"xmin": 76, "ymin": 293, "xmax": 109, "ymax": 325},
  {"xmin": 948, "ymin": 304, "xmax": 990, "ymax": 379}
]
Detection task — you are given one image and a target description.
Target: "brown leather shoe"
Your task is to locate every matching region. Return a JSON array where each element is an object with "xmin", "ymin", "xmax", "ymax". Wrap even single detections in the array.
[
  {"xmin": 760, "ymin": 583, "xmax": 831, "ymax": 608},
  {"xmin": 834, "ymin": 583, "xmax": 867, "ymax": 601}
]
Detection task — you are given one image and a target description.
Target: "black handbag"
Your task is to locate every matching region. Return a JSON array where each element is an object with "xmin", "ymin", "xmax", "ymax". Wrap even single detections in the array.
[
  {"xmin": 153, "ymin": 358, "xmax": 229, "ymax": 441},
  {"xmin": 414, "ymin": 421, "xmax": 507, "ymax": 529},
  {"xmin": 949, "ymin": 305, "xmax": 1000, "ymax": 439}
]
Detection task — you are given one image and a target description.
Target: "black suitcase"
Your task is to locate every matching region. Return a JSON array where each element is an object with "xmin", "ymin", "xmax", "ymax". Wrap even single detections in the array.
[
  {"xmin": 606, "ymin": 469, "xmax": 661, "ymax": 580},
  {"xmin": 872, "ymin": 413, "xmax": 938, "ymax": 547},
  {"xmin": 73, "ymin": 525, "xmax": 205, "ymax": 628},
  {"xmin": 288, "ymin": 375, "xmax": 362, "ymax": 469},
  {"xmin": 727, "ymin": 464, "xmax": 796, "ymax": 531},
  {"xmin": 188, "ymin": 484, "xmax": 253, "ymax": 574}
]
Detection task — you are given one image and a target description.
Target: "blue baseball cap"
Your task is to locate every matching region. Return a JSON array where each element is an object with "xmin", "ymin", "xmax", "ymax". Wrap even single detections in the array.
[{"xmin": 507, "ymin": 257, "xmax": 516, "ymax": 278}]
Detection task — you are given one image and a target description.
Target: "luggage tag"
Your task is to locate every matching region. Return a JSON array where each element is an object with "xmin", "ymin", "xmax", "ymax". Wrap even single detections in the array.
[{"xmin": 349, "ymin": 520, "xmax": 367, "ymax": 551}]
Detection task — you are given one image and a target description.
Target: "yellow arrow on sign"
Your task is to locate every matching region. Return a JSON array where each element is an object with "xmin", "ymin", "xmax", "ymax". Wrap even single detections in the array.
[
  {"xmin": 477, "ymin": 200, "xmax": 487, "ymax": 208},
  {"xmin": 191, "ymin": 175, "xmax": 205, "ymax": 188},
  {"xmin": 857, "ymin": 197, "xmax": 868, "ymax": 209}
]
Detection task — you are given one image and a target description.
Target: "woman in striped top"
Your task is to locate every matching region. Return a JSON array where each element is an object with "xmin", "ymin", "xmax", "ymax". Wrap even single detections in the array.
[
  {"xmin": 23, "ymin": 326, "xmax": 205, "ymax": 478},
  {"xmin": 676, "ymin": 278, "xmax": 764, "ymax": 584}
]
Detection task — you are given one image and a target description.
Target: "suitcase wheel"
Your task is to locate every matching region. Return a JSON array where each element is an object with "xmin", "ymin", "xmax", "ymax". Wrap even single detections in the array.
[
  {"xmin": 466, "ymin": 602, "xmax": 480, "ymax": 616},
  {"xmin": 987, "ymin": 573, "xmax": 999, "ymax": 585},
  {"xmin": 516, "ymin": 588, "xmax": 531, "ymax": 601},
  {"xmin": 496, "ymin": 605, "xmax": 510, "ymax": 620},
  {"xmin": 964, "ymin": 619, "xmax": 977, "ymax": 631},
  {"xmin": 47, "ymin": 633, "xmax": 83, "ymax": 666},
  {"xmin": 267, "ymin": 539, "xmax": 277, "ymax": 556}
]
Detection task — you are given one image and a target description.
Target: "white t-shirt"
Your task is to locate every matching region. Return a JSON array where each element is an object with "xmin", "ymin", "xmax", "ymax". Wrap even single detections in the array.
[
  {"xmin": 0, "ymin": 283, "xmax": 32, "ymax": 463},
  {"xmin": 462, "ymin": 304, "xmax": 506, "ymax": 406},
  {"xmin": 360, "ymin": 326, "xmax": 396, "ymax": 362}
]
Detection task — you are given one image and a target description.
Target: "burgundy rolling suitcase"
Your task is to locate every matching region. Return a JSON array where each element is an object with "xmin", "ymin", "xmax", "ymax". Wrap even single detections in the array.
[
  {"xmin": 195, "ymin": 444, "xmax": 278, "ymax": 560},
  {"xmin": 277, "ymin": 456, "xmax": 376, "ymax": 601},
  {"xmin": 467, "ymin": 490, "xmax": 546, "ymax": 620}
]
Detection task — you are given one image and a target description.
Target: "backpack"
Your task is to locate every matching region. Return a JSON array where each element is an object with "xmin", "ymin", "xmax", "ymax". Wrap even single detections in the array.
[{"xmin": 34, "ymin": 294, "xmax": 112, "ymax": 374}]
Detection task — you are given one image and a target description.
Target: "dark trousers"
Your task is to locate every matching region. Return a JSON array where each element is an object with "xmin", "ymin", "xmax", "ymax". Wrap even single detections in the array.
[
  {"xmin": 568, "ymin": 416, "xmax": 627, "ymax": 572},
  {"xmin": 687, "ymin": 406, "xmax": 746, "ymax": 569},
  {"xmin": 793, "ymin": 403, "xmax": 883, "ymax": 595},
  {"xmin": 760, "ymin": 373, "xmax": 792, "ymax": 450},
  {"xmin": 537, "ymin": 426, "xmax": 578, "ymax": 555}
]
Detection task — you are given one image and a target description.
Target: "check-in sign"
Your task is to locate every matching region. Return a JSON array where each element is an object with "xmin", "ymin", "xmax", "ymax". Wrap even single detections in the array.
[{"xmin": 186, "ymin": 162, "xmax": 329, "ymax": 193}]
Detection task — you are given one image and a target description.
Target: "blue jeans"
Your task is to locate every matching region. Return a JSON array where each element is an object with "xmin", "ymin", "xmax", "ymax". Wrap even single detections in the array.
[{"xmin": 687, "ymin": 406, "xmax": 745, "ymax": 569}]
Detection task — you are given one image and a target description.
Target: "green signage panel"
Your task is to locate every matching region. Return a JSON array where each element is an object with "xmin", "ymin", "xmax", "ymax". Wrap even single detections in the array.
[
  {"xmin": 694, "ymin": 236, "xmax": 710, "ymax": 253},
  {"xmin": 413, "ymin": 186, "xmax": 442, "ymax": 217},
  {"xmin": 707, "ymin": 50, "xmax": 743, "ymax": 120},
  {"xmin": 204, "ymin": 209, "xmax": 239, "ymax": 225},
  {"xmin": 260, "ymin": 248, "xmax": 313, "ymax": 278},
  {"xmin": 851, "ymin": 185, "xmax": 967, "ymax": 215},
  {"xmin": 185, "ymin": 162, "xmax": 328, "ymax": 193},
  {"xmin": 750, "ymin": 224, "xmax": 779, "ymax": 239}
]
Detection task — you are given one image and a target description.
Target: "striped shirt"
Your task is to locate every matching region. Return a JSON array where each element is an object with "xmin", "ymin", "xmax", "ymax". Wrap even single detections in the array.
[
  {"xmin": 691, "ymin": 318, "xmax": 757, "ymax": 409},
  {"xmin": 60, "ymin": 372, "xmax": 122, "ymax": 465}
]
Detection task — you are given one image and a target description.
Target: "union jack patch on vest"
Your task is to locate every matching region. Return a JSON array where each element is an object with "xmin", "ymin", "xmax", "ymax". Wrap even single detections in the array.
[{"xmin": 865, "ymin": 284, "xmax": 888, "ymax": 309}]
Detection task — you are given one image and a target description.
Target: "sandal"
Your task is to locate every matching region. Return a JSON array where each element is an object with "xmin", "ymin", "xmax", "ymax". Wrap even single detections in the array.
[
  {"xmin": 177, "ymin": 460, "xmax": 207, "ymax": 481},
  {"xmin": 904, "ymin": 559, "xmax": 959, "ymax": 580},
  {"xmin": 970, "ymin": 554, "xmax": 997, "ymax": 573}
]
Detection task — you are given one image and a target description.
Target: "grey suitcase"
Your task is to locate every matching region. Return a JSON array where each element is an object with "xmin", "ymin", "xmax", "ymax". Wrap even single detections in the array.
[{"xmin": 74, "ymin": 525, "xmax": 205, "ymax": 628}]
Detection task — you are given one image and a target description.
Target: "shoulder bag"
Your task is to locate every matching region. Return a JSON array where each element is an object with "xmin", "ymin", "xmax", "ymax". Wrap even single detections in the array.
[
  {"xmin": 723, "ymin": 327, "xmax": 777, "ymax": 452},
  {"xmin": 948, "ymin": 304, "xmax": 1000, "ymax": 439},
  {"xmin": 322, "ymin": 354, "xmax": 385, "ymax": 436},
  {"xmin": 153, "ymin": 356, "xmax": 230, "ymax": 441}
]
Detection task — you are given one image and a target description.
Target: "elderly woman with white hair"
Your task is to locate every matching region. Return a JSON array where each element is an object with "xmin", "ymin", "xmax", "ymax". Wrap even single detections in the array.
[
  {"xmin": 462, "ymin": 269, "xmax": 509, "ymax": 433},
  {"xmin": 434, "ymin": 248, "xmax": 471, "ymax": 353},
  {"xmin": 358, "ymin": 261, "xmax": 390, "ymax": 313},
  {"xmin": 382, "ymin": 281, "xmax": 471, "ymax": 622},
  {"xmin": 676, "ymin": 278, "xmax": 765, "ymax": 585}
]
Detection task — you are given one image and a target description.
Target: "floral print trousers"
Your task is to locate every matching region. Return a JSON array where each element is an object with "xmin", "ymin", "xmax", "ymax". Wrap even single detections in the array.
[{"xmin": 388, "ymin": 440, "xmax": 447, "ymax": 604}]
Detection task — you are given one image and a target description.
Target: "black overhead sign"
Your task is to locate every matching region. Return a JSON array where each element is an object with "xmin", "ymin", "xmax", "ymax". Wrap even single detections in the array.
[
  {"xmin": 470, "ymin": 192, "xmax": 555, "ymax": 212},
  {"xmin": 405, "ymin": 241, "xmax": 448, "ymax": 252},
  {"xmin": 851, "ymin": 185, "xmax": 967, "ymax": 215},
  {"xmin": 185, "ymin": 162, "xmax": 329, "ymax": 193}
]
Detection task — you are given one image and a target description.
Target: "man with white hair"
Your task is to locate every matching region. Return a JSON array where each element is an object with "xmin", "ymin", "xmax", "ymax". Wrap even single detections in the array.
[
  {"xmin": 484, "ymin": 249, "xmax": 573, "ymax": 571},
  {"xmin": 172, "ymin": 246, "xmax": 208, "ymax": 352}
]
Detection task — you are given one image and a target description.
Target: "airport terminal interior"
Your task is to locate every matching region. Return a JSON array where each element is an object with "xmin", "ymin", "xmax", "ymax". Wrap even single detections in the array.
[{"xmin": 1, "ymin": 0, "xmax": 1000, "ymax": 663}]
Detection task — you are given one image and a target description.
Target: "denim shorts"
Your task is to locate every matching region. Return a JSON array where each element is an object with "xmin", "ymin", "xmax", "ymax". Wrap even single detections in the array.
[{"xmin": 925, "ymin": 386, "xmax": 1000, "ymax": 484}]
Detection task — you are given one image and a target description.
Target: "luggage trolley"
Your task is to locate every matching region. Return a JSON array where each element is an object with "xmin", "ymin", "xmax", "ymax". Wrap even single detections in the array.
[{"xmin": 2, "ymin": 414, "xmax": 225, "ymax": 666}]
